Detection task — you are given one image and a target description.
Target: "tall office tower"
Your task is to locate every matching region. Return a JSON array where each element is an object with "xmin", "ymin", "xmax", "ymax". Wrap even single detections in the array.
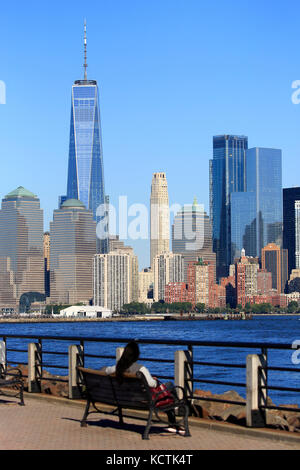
[
  {"xmin": 283, "ymin": 188, "xmax": 300, "ymax": 277},
  {"xmin": 210, "ymin": 135, "xmax": 248, "ymax": 279},
  {"xmin": 0, "ymin": 187, "xmax": 44, "ymax": 310},
  {"xmin": 150, "ymin": 172, "xmax": 170, "ymax": 268},
  {"xmin": 43, "ymin": 232, "xmax": 50, "ymax": 297},
  {"xmin": 153, "ymin": 252, "xmax": 184, "ymax": 302},
  {"xmin": 172, "ymin": 198, "xmax": 216, "ymax": 282},
  {"xmin": 231, "ymin": 148, "xmax": 283, "ymax": 261},
  {"xmin": 295, "ymin": 200, "xmax": 300, "ymax": 270},
  {"xmin": 261, "ymin": 243, "xmax": 288, "ymax": 294},
  {"xmin": 66, "ymin": 23, "xmax": 108, "ymax": 253},
  {"xmin": 50, "ymin": 199, "xmax": 96, "ymax": 305},
  {"xmin": 93, "ymin": 250, "xmax": 139, "ymax": 311}
]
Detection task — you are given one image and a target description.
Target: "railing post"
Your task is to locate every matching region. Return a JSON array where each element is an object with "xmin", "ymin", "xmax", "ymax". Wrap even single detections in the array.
[
  {"xmin": 28, "ymin": 342, "xmax": 42, "ymax": 393},
  {"xmin": 0, "ymin": 340, "xmax": 5, "ymax": 371},
  {"xmin": 69, "ymin": 344, "xmax": 84, "ymax": 399},
  {"xmin": 175, "ymin": 349, "xmax": 193, "ymax": 400},
  {"xmin": 246, "ymin": 354, "xmax": 267, "ymax": 427}
]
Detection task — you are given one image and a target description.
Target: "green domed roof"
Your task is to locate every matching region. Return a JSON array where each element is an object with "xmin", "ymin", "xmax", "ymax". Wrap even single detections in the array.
[
  {"xmin": 61, "ymin": 198, "xmax": 85, "ymax": 209},
  {"xmin": 5, "ymin": 186, "xmax": 37, "ymax": 199}
]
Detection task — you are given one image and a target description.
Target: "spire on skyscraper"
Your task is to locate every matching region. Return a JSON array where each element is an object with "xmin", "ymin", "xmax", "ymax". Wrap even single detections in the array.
[{"xmin": 84, "ymin": 20, "xmax": 88, "ymax": 81}]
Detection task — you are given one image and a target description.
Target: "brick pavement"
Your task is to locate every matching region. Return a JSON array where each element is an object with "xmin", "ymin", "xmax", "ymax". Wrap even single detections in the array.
[{"xmin": 0, "ymin": 394, "xmax": 299, "ymax": 450}]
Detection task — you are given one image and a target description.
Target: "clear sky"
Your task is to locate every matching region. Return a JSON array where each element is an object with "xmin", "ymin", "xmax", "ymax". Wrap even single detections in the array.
[{"xmin": 0, "ymin": 0, "xmax": 300, "ymax": 269}]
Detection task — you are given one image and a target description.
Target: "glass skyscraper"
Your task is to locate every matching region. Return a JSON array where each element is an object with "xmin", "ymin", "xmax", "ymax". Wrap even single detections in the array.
[
  {"xmin": 66, "ymin": 25, "xmax": 108, "ymax": 253},
  {"xmin": 210, "ymin": 135, "xmax": 248, "ymax": 278},
  {"xmin": 231, "ymin": 148, "xmax": 283, "ymax": 261},
  {"xmin": 283, "ymin": 187, "xmax": 300, "ymax": 277}
]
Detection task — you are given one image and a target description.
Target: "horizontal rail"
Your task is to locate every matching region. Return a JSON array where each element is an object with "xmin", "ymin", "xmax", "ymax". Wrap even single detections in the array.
[
  {"xmin": 192, "ymin": 378, "xmax": 246, "ymax": 388},
  {"xmin": 191, "ymin": 395, "xmax": 246, "ymax": 407},
  {"xmin": 0, "ymin": 334, "xmax": 297, "ymax": 350},
  {"xmin": 193, "ymin": 361, "xmax": 246, "ymax": 369}
]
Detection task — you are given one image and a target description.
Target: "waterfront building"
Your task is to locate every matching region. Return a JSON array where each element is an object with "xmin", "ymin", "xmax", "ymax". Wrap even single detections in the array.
[
  {"xmin": 164, "ymin": 282, "xmax": 190, "ymax": 304},
  {"xmin": 231, "ymin": 148, "xmax": 283, "ymax": 262},
  {"xmin": 150, "ymin": 172, "xmax": 170, "ymax": 268},
  {"xmin": 66, "ymin": 23, "xmax": 108, "ymax": 253},
  {"xmin": 235, "ymin": 252, "xmax": 259, "ymax": 307},
  {"xmin": 138, "ymin": 268, "xmax": 154, "ymax": 304},
  {"xmin": 172, "ymin": 199, "xmax": 216, "ymax": 282},
  {"xmin": 187, "ymin": 258, "xmax": 215, "ymax": 307},
  {"xmin": 93, "ymin": 250, "xmax": 138, "ymax": 311},
  {"xmin": 49, "ymin": 199, "xmax": 96, "ymax": 305},
  {"xmin": 0, "ymin": 187, "xmax": 44, "ymax": 310},
  {"xmin": 108, "ymin": 237, "xmax": 139, "ymax": 303},
  {"xmin": 210, "ymin": 135, "xmax": 248, "ymax": 279},
  {"xmin": 283, "ymin": 188, "xmax": 300, "ymax": 277},
  {"xmin": 257, "ymin": 269, "xmax": 273, "ymax": 295},
  {"xmin": 153, "ymin": 252, "xmax": 184, "ymax": 302},
  {"xmin": 261, "ymin": 243, "xmax": 288, "ymax": 294}
]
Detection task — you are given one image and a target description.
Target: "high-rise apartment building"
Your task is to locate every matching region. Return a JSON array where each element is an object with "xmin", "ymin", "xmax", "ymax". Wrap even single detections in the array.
[
  {"xmin": 93, "ymin": 250, "xmax": 139, "ymax": 311},
  {"xmin": 187, "ymin": 258, "xmax": 214, "ymax": 306},
  {"xmin": 150, "ymin": 172, "xmax": 170, "ymax": 268},
  {"xmin": 153, "ymin": 252, "xmax": 184, "ymax": 302},
  {"xmin": 283, "ymin": 188, "xmax": 300, "ymax": 277},
  {"xmin": 49, "ymin": 199, "xmax": 96, "ymax": 305},
  {"xmin": 66, "ymin": 23, "xmax": 108, "ymax": 253},
  {"xmin": 234, "ymin": 252, "xmax": 259, "ymax": 307},
  {"xmin": 0, "ymin": 187, "xmax": 44, "ymax": 310},
  {"xmin": 172, "ymin": 198, "xmax": 216, "ymax": 282},
  {"xmin": 210, "ymin": 135, "xmax": 248, "ymax": 278},
  {"xmin": 231, "ymin": 148, "xmax": 283, "ymax": 262}
]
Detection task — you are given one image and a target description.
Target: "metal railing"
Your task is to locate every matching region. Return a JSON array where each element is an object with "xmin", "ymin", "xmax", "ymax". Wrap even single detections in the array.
[{"xmin": 0, "ymin": 334, "xmax": 299, "ymax": 425}]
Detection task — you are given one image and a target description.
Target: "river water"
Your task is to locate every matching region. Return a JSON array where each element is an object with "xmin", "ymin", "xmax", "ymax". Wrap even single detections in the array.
[{"xmin": 1, "ymin": 315, "xmax": 300, "ymax": 406}]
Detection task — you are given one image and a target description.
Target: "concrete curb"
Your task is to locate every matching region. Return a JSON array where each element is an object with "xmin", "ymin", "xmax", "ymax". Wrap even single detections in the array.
[{"xmin": 22, "ymin": 392, "xmax": 300, "ymax": 447}]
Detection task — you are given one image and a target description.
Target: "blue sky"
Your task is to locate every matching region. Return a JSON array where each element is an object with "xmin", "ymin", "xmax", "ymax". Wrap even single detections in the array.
[{"xmin": 0, "ymin": 0, "xmax": 300, "ymax": 268}]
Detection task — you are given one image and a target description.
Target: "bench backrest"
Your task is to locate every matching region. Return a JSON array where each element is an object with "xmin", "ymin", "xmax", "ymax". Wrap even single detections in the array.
[{"xmin": 78, "ymin": 367, "xmax": 151, "ymax": 410}]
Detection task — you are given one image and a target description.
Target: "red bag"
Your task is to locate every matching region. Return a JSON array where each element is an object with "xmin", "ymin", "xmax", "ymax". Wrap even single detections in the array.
[{"xmin": 151, "ymin": 380, "xmax": 174, "ymax": 408}]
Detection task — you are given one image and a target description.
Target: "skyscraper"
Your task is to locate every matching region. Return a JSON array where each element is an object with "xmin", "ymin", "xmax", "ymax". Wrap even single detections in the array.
[
  {"xmin": 261, "ymin": 243, "xmax": 288, "ymax": 294},
  {"xmin": 0, "ymin": 187, "xmax": 44, "ymax": 310},
  {"xmin": 153, "ymin": 252, "xmax": 184, "ymax": 302},
  {"xmin": 231, "ymin": 148, "xmax": 283, "ymax": 261},
  {"xmin": 150, "ymin": 172, "xmax": 170, "ymax": 267},
  {"xmin": 66, "ymin": 23, "xmax": 108, "ymax": 253},
  {"xmin": 50, "ymin": 199, "xmax": 96, "ymax": 305},
  {"xmin": 172, "ymin": 198, "xmax": 216, "ymax": 282},
  {"xmin": 283, "ymin": 187, "xmax": 300, "ymax": 277},
  {"xmin": 295, "ymin": 200, "xmax": 300, "ymax": 270},
  {"xmin": 93, "ymin": 250, "xmax": 139, "ymax": 311},
  {"xmin": 210, "ymin": 135, "xmax": 248, "ymax": 278}
]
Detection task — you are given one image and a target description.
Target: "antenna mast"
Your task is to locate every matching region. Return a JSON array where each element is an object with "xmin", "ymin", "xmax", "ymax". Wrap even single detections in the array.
[{"xmin": 84, "ymin": 20, "xmax": 88, "ymax": 80}]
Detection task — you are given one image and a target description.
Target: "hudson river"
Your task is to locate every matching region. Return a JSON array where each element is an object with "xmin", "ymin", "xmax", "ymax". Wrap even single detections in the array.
[{"xmin": 1, "ymin": 315, "xmax": 300, "ymax": 405}]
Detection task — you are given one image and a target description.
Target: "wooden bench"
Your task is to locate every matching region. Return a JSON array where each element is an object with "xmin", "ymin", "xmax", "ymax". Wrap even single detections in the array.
[
  {"xmin": 0, "ymin": 365, "xmax": 25, "ymax": 406},
  {"xmin": 77, "ymin": 366, "xmax": 191, "ymax": 440}
]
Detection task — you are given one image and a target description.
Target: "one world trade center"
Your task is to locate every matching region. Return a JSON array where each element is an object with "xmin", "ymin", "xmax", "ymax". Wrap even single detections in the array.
[{"xmin": 66, "ymin": 22, "xmax": 108, "ymax": 253}]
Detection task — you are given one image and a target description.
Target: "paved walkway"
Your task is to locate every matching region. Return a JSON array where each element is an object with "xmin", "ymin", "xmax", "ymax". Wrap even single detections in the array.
[{"xmin": 0, "ymin": 394, "xmax": 299, "ymax": 450}]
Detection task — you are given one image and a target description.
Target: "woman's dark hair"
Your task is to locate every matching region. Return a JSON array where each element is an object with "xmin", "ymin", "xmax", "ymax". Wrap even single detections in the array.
[{"xmin": 116, "ymin": 341, "xmax": 140, "ymax": 384}]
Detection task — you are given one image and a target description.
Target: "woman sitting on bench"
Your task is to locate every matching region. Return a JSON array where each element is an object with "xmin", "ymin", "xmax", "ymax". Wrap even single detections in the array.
[{"xmin": 103, "ymin": 340, "xmax": 184, "ymax": 435}]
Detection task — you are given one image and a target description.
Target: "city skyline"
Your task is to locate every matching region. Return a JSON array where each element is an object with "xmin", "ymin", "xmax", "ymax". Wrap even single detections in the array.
[{"xmin": 1, "ymin": 1, "xmax": 300, "ymax": 268}]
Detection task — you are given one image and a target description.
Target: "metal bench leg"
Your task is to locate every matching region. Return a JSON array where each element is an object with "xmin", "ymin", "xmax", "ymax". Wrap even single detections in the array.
[
  {"xmin": 118, "ymin": 406, "xmax": 124, "ymax": 425},
  {"xmin": 183, "ymin": 404, "xmax": 191, "ymax": 437},
  {"xmin": 19, "ymin": 383, "xmax": 25, "ymax": 406},
  {"xmin": 80, "ymin": 399, "xmax": 91, "ymax": 427},
  {"xmin": 143, "ymin": 408, "xmax": 154, "ymax": 440}
]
